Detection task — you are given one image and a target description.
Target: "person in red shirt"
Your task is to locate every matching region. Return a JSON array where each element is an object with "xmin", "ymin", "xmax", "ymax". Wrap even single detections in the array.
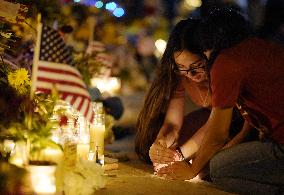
[{"xmin": 157, "ymin": 8, "xmax": 284, "ymax": 194}]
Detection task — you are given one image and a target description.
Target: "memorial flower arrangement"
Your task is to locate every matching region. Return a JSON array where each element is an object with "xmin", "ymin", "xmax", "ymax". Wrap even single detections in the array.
[{"xmin": 0, "ymin": 61, "xmax": 61, "ymax": 162}]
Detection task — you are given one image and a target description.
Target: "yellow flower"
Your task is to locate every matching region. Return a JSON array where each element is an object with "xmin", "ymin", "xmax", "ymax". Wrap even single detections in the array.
[{"xmin": 8, "ymin": 68, "xmax": 31, "ymax": 95}]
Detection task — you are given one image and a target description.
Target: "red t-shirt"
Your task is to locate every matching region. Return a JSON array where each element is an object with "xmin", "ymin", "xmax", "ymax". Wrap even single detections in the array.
[{"xmin": 210, "ymin": 38, "xmax": 284, "ymax": 144}]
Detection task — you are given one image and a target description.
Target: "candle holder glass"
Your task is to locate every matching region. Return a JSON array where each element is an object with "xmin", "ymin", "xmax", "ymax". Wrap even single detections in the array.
[
  {"xmin": 0, "ymin": 135, "xmax": 16, "ymax": 162},
  {"xmin": 27, "ymin": 164, "xmax": 57, "ymax": 194},
  {"xmin": 90, "ymin": 102, "xmax": 105, "ymax": 165}
]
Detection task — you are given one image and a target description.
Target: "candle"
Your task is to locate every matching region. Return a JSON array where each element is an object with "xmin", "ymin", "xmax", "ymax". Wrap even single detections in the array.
[
  {"xmin": 90, "ymin": 124, "xmax": 105, "ymax": 165},
  {"xmin": 90, "ymin": 77, "xmax": 121, "ymax": 95},
  {"xmin": 9, "ymin": 140, "xmax": 29, "ymax": 167},
  {"xmin": 90, "ymin": 102, "xmax": 105, "ymax": 165},
  {"xmin": 27, "ymin": 165, "xmax": 57, "ymax": 194},
  {"xmin": 77, "ymin": 143, "xmax": 90, "ymax": 161}
]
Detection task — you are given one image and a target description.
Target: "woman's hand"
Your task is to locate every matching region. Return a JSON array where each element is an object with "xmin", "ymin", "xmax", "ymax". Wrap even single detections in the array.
[
  {"xmin": 156, "ymin": 161, "xmax": 197, "ymax": 180},
  {"xmin": 149, "ymin": 138, "xmax": 177, "ymax": 164}
]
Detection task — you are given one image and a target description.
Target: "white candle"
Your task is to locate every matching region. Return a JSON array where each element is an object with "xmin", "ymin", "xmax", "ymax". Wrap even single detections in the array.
[
  {"xmin": 27, "ymin": 165, "xmax": 57, "ymax": 194},
  {"xmin": 90, "ymin": 124, "xmax": 105, "ymax": 164}
]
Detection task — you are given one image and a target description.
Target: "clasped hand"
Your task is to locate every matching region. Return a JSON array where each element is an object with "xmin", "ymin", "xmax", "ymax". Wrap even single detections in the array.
[
  {"xmin": 149, "ymin": 140, "xmax": 178, "ymax": 164},
  {"xmin": 149, "ymin": 139, "xmax": 196, "ymax": 180}
]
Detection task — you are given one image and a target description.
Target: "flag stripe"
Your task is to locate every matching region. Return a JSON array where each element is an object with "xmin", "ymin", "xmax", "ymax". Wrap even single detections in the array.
[
  {"xmin": 60, "ymin": 93, "xmax": 68, "ymax": 100},
  {"xmin": 80, "ymin": 99, "xmax": 89, "ymax": 117},
  {"xmin": 73, "ymin": 97, "xmax": 82, "ymax": 109},
  {"xmin": 77, "ymin": 98, "xmax": 85, "ymax": 112},
  {"xmin": 36, "ymin": 87, "xmax": 51, "ymax": 94},
  {"xmin": 38, "ymin": 66, "xmax": 81, "ymax": 79},
  {"xmin": 86, "ymin": 106, "xmax": 93, "ymax": 121},
  {"xmin": 37, "ymin": 77, "xmax": 85, "ymax": 89},
  {"xmin": 38, "ymin": 61, "xmax": 82, "ymax": 77},
  {"xmin": 70, "ymin": 95, "xmax": 77, "ymax": 105},
  {"xmin": 37, "ymin": 70, "xmax": 86, "ymax": 88},
  {"xmin": 35, "ymin": 81, "xmax": 90, "ymax": 99},
  {"xmin": 64, "ymin": 95, "xmax": 73, "ymax": 104}
]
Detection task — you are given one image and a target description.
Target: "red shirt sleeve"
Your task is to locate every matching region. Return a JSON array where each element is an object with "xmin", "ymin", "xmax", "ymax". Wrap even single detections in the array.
[{"xmin": 210, "ymin": 53, "xmax": 244, "ymax": 108}]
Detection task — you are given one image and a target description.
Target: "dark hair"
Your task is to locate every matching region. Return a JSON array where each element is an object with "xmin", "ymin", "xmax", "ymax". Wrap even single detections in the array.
[
  {"xmin": 197, "ymin": 8, "xmax": 253, "ymax": 70},
  {"xmin": 60, "ymin": 25, "xmax": 73, "ymax": 34},
  {"xmin": 135, "ymin": 18, "xmax": 201, "ymax": 163}
]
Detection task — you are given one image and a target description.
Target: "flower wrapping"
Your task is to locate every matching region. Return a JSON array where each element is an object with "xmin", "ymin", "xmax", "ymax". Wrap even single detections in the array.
[{"xmin": 63, "ymin": 159, "xmax": 105, "ymax": 195}]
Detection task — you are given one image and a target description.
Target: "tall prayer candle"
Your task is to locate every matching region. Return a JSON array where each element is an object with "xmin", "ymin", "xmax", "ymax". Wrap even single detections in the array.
[{"xmin": 90, "ymin": 102, "xmax": 105, "ymax": 165}]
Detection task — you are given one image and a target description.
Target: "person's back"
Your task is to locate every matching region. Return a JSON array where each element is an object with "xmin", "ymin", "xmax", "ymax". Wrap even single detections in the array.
[{"xmin": 211, "ymin": 37, "xmax": 284, "ymax": 143}]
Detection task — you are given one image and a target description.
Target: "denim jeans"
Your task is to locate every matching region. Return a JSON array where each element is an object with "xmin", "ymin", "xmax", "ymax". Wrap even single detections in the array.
[{"xmin": 210, "ymin": 141, "xmax": 284, "ymax": 195}]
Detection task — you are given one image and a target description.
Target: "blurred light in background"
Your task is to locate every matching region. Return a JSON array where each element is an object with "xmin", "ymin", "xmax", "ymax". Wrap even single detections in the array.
[
  {"xmin": 95, "ymin": 1, "xmax": 104, "ymax": 8},
  {"xmin": 105, "ymin": 2, "xmax": 117, "ymax": 11},
  {"xmin": 154, "ymin": 39, "xmax": 167, "ymax": 58},
  {"xmin": 91, "ymin": 77, "xmax": 121, "ymax": 95},
  {"xmin": 113, "ymin": 8, "xmax": 125, "ymax": 17},
  {"xmin": 185, "ymin": 0, "xmax": 202, "ymax": 7},
  {"xmin": 183, "ymin": 0, "xmax": 202, "ymax": 11},
  {"xmin": 75, "ymin": 0, "xmax": 125, "ymax": 17},
  {"xmin": 84, "ymin": 0, "xmax": 96, "ymax": 6}
]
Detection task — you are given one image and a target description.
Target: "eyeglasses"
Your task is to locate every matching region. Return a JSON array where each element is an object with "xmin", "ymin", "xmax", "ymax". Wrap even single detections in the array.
[{"xmin": 174, "ymin": 59, "xmax": 206, "ymax": 76}]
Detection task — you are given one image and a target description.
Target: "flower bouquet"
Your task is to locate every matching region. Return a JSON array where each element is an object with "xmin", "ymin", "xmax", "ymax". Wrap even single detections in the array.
[{"xmin": 0, "ymin": 60, "xmax": 61, "ymax": 165}]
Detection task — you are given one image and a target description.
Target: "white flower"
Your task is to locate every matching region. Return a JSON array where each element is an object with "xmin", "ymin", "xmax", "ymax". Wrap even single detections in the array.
[{"xmin": 63, "ymin": 159, "xmax": 105, "ymax": 195}]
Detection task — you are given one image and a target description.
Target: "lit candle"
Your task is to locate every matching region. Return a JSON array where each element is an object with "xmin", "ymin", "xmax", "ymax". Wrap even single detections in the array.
[
  {"xmin": 27, "ymin": 165, "xmax": 57, "ymax": 194},
  {"xmin": 90, "ymin": 123, "xmax": 105, "ymax": 165},
  {"xmin": 9, "ymin": 140, "xmax": 29, "ymax": 167},
  {"xmin": 90, "ymin": 77, "xmax": 121, "ymax": 95},
  {"xmin": 90, "ymin": 102, "xmax": 105, "ymax": 165}
]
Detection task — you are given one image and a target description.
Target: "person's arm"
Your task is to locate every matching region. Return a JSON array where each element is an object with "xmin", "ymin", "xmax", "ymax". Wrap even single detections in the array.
[
  {"xmin": 157, "ymin": 107, "xmax": 233, "ymax": 179},
  {"xmin": 223, "ymin": 120, "xmax": 251, "ymax": 149},
  {"xmin": 179, "ymin": 124, "xmax": 207, "ymax": 159},
  {"xmin": 156, "ymin": 97, "xmax": 185, "ymax": 147},
  {"xmin": 190, "ymin": 107, "xmax": 233, "ymax": 176},
  {"xmin": 149, "ymin": 97, "xmax": 185, "ymax": 164}
]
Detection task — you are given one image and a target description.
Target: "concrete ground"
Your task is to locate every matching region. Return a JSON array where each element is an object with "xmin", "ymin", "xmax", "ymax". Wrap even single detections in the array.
[{"xmin": 94, "ymin": 135, "xmax": 234, "ymax": 195}]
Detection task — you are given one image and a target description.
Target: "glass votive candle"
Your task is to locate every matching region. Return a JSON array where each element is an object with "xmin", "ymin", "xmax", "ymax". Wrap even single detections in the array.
[
  {"xmin": 90, "ymin": 114, "xmax": 105, "ymax": 165},
  {"xmin": 9, "ymin": 140, "xmax": 29, "ymax": 167},
  {"xmin": 27, "ymin": 165, "xmax": 57, "ymax": 194}
]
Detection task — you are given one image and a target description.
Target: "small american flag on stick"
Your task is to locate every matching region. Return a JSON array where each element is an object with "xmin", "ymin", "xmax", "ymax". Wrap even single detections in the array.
[{"xmin": 31, "ymin": 24, "xmax": 94, "ymax": 122}]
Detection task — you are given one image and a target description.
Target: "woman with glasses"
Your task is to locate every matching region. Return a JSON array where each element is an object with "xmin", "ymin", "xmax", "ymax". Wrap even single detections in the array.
[
  {"xmin": 135, "ymin": 18, "xmax": 249, "ymax": 179},
  {"xmin": 156, "ymin": 8, "xmax": 284, "ymax": 194}
]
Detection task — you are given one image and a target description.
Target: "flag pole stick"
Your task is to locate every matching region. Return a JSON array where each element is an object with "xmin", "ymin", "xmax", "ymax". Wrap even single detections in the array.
[
  {"xmin": 28, "ymin": 14, "xmax": 42, "ymax": 131},
  {"xmin": 88, "ymin": 16, "xmax": 96, "ymax": 45},
  {"xmin": 30, "ymin": 14, "xmax": 42, "ymax": 99}
]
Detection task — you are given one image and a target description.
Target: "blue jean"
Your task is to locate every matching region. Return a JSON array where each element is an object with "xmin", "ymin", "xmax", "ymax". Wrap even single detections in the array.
[{"xmin": 210, "ymin": 141, "xmax": 284, "ymax": 195}]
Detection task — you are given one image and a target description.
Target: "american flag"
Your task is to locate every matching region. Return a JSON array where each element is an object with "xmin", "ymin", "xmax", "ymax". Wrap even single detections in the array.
[{"xmin": 32, "ymin": 24, "xmax": 94, "ymax": 122}]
